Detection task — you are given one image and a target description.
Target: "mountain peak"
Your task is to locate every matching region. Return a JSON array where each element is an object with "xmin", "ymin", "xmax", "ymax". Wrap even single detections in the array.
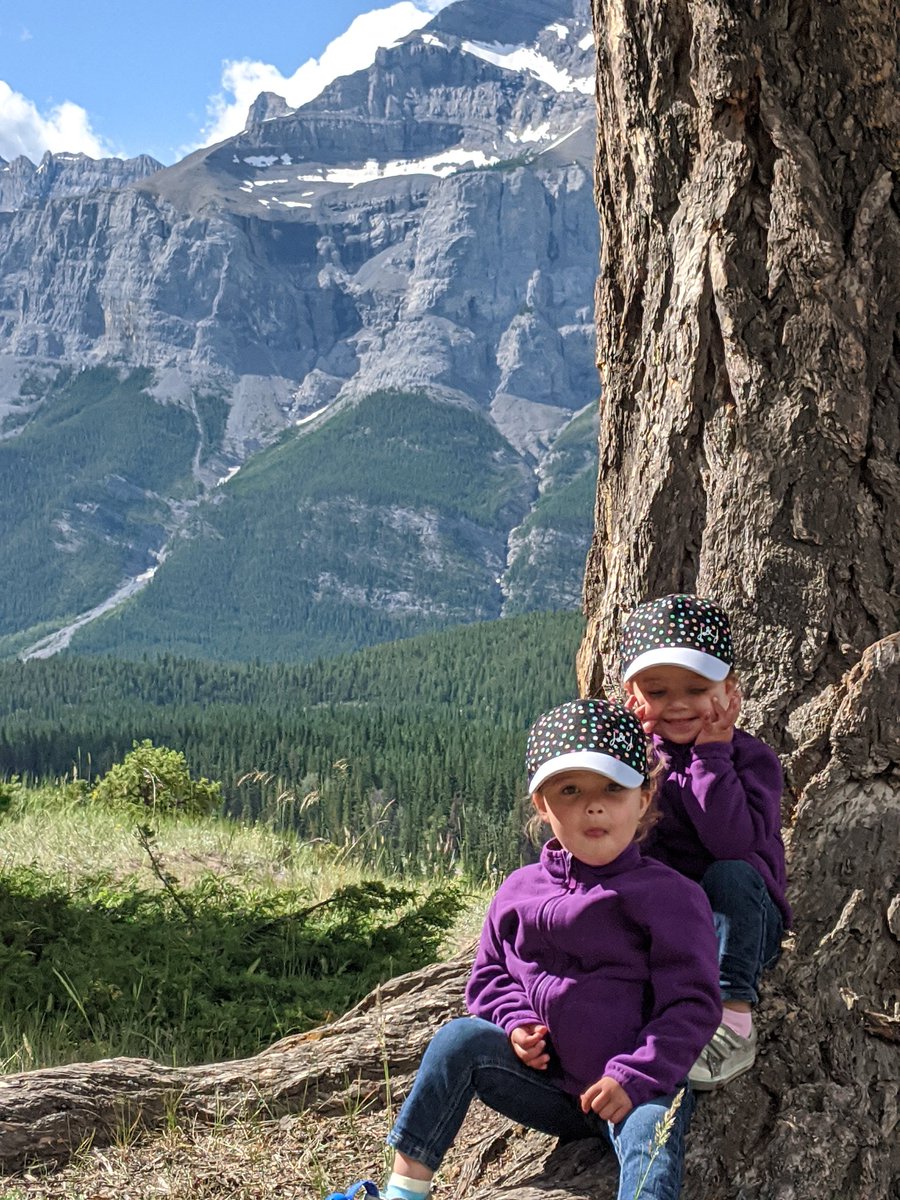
[
  {"xmin": 0, "ymin": 0, "xmax": 600, "ymax": 662},
  {"xmin": 246, "ymin": 92, "xmax": 296, "ymax": 130}
]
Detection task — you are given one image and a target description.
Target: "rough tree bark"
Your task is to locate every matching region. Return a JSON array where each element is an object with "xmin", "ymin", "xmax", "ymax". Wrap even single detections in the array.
[
  {"xmin": 578, "ymin": 0, "xmax": 899, "ymax": 748},
  {"xmin": 574, "ymin": 0, "xmax": 899, "ymax": 1196}
]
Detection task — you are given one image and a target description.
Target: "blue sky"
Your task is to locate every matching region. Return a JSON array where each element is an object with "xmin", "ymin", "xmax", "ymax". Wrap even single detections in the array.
[{"xmin": 0, "ymin": 0, "xmax": 451, "ymax": 165}]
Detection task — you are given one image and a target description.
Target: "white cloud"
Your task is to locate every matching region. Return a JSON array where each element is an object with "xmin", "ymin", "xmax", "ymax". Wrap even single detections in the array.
[
  {"xmin": 0, "ymin": 80, "xmax": 116, "ymax": 162},
  {"xmin": 191, "ymin": 0, "xmax": 453, "ymax": 153}
]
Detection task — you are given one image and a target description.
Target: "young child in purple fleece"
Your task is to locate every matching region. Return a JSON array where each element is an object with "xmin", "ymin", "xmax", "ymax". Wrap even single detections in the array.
[
  {"xmin": 325, "ymin": 699, "xmax": 720, "ymax": 1200},
  {"xmin": 621, "ymin": 593, "xmax": 791, "ymax": 1091}
]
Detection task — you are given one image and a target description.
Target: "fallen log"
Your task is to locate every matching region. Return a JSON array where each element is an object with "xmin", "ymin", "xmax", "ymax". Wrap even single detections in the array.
[{"xmin": 0, "ymin": 957, "xmax": 469, "ymax": 1174}]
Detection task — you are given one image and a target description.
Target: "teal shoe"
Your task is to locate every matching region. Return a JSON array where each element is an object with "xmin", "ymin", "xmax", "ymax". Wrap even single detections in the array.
[{"xmin": 323, "ymin": 1182, "xmax": 380, "ymax": 1200}]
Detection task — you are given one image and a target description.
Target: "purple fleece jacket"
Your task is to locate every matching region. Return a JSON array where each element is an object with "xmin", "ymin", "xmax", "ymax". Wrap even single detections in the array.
[
  {"xmin": 465, "ymin": 841, "xmax": 721, "ymax": 1108},
  {"xmin": 645, "ymin": 729, "xmax": 792, "ymax": 927}
]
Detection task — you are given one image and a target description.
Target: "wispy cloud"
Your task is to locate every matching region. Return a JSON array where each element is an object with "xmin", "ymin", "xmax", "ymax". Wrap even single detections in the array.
[
  {"xmin": 190, "ymin": 0, "xmax": 452, "ymax": 154},
  {"xmin": 0, "ymin": 80, "xmax": 117, "ymax": 162}
]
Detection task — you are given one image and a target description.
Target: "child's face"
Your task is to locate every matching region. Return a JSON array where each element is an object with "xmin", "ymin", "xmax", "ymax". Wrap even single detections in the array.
[
  {"xmin": 532, "ymin": 769, "xmax": 650, "ymax": 867},
  {"xmin": 625, "ymin": 664, "xmax": 736, "ymax": 743}
]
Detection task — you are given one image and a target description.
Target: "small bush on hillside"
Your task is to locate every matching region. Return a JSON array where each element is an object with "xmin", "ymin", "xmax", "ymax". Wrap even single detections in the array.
[
  {"xmin": 0, "ymin": 775, "xmax": 18, "ymax": 817},
  {"xmin": 91, "ymin": 740, "xmax": 221, "ymax": 816}
]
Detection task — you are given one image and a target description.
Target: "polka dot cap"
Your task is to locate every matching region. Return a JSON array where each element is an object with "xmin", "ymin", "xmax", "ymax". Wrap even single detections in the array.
[
  {"xmin": 620, "ymin": 594, "xmax": 733, "ymax": 683},
  {"xmin": 526, "ymin": 699, "xmax": 648, "ymax": 793}
]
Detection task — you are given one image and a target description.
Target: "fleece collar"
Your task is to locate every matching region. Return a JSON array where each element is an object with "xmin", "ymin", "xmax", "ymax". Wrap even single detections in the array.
[{"xmin": 540, "ymin": 839, "xmax": 642, "ymax": 886}]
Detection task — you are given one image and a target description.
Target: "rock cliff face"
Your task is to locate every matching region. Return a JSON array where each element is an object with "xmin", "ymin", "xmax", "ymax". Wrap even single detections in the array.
[
  {"xmin": 0, "ymin": 0, "xmax": 602, "ymax": 658},
  {"xmin": 0, "ymin": 151, "xmax": 162, "ymax": 212},
  {"xmin": 0, "ymin": 0, "xmax": 597, "ymax": 453}
]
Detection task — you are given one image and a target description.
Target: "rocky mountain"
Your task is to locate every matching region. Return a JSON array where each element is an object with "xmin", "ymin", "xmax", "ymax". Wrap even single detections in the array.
[
  {"xmin": 0, "ymin": 151, "xmax": 163, "ymax": 212},
  {"xmin": 0, "ymin": 0, "xmax": 601, "ymax": 662}
]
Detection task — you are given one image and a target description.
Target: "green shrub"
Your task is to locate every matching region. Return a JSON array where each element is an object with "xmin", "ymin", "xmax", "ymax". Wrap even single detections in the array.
[
  {"xmin": 0, "ymin": 776, "xmax": 16, "ymax": 819},
  {"xmin": 91, "ymin": 740, "xmax": 221, "ymax": 816}
]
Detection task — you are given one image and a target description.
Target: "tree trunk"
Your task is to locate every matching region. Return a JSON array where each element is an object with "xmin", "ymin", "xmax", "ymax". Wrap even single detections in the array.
[
  {"xmin": 578, "ymin": 0, "xmax": 899, "ymax": 760},
  {"xmin": 574, "ymin": 1, "xmax": 899, "ymax": 1196}
]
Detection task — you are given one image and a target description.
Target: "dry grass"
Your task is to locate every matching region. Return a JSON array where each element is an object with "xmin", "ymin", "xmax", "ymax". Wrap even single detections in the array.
[
  {"xmin": 0, "ymin": 786, "xmax": 369, "ymax": 898},
  {"xmin": 0, "ymin": 1098, "xmax": 523, "ymax": 1200},
  {"xmin": 0, "ymin": 1108, "xmax": 386, "ymax": 1200}
]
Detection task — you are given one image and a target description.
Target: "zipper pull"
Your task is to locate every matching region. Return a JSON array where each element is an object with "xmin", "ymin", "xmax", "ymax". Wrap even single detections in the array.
[{"xmin": 565, "ymin": 852, "xmax": 577, "ymax": 890}]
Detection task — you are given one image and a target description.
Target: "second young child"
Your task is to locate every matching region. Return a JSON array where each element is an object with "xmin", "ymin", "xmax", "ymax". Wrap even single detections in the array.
[
  {"xmin": 621, "ymin": 593, "xmax": 792, "ymax": 1090},
  {"xmin": 325, "ymin": 698, "xmax": 721, "ymax": 1200}
]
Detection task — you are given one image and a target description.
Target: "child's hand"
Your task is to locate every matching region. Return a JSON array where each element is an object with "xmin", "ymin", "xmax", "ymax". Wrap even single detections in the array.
[
  {"xmin": 579, "ymin": 1075, "xmax": 633, "ymax": 1123},
  {"xmin": 695, "ymin": 688, "xmax": 742, "ymax": 744},
  {"xmin": 509, "ymin": 1023, "xmax": 550, "ymax": 1070},
  {"xmin": 625, "ymin": 693, "xmax": 657, "ymax": 735}
]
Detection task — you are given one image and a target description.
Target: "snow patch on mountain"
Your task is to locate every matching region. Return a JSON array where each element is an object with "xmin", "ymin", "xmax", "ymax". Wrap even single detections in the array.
[
  {"xmin": 294, "ymin": 148, "xmax": 499, "ymax": 185},
  {"xmin": 461, "ymin": 40, "xmax": 592, "ymax": 93},
  {"xmin": 508, "ymin": 122, "xmax": 551, "ymax": 144}
]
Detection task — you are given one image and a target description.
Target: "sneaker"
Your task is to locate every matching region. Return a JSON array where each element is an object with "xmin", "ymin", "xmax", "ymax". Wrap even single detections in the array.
[
  {"xmin": 688, "ymin": 1023, "xmax": 757, "ymax": 1090},
  {"xmin": 323, "ymin": 1183, "xmax": 381, "ymax": 1200}
]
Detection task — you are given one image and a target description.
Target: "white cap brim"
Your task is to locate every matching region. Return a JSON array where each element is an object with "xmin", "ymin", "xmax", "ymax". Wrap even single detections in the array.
[
  {"xmin": 622, "ymin": 647, "xmax": 731, "ymax": 683},
  {"xmin": 529, "ymin": 750, "xmax": 645, "ymax": 793}
]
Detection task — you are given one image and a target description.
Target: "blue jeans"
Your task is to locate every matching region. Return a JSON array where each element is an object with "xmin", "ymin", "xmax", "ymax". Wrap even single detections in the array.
[
  {"xmin": 387, "ymin": 1018, "xmax": 695, "ymax": 1200},
  {"xmin": 701, "ymin": 860, "xmax": 783, "ymax": 1006}
]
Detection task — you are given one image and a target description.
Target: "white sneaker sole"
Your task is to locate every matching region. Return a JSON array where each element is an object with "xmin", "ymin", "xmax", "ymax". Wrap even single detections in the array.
[{"xmin": 689, "ymin": 1055, "xmax": 756, "ymax": 1091}]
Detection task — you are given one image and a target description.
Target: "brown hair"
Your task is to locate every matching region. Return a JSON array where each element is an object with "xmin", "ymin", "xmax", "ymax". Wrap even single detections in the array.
[{"xmin": 634, "ymin": 743, "xmax": 666, "ymax": 841}]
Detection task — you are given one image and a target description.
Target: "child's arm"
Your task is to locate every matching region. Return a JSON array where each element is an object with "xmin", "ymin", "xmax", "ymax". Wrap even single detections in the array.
[
  {"xmin": 683, "ymin": 734, "xmax": 784, "ymax": 861},
  {"xmin": 600, "ymin": 877, "xmax": 721, "ymax": 1108},
  {"xmin": 465, "ymin": 897, "xmax": 542, "ymax": 1034}
]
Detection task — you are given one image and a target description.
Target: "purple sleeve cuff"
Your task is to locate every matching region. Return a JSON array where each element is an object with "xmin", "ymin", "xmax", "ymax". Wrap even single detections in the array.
[
  {"xmin": 603, "ymin": 1064, "xmax": 662, "ymax": 1110},
  {"xmin": 495, "ymin": 1009, "xmax": 542, "ymax": 1034},
  {"xmin": 689, "ymin": 740, "xmax": 735, "ymax": 762}
]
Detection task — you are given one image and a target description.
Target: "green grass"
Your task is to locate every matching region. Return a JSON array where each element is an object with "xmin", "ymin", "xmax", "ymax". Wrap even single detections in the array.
[{"xmin": 0, "ymin": 781, "xmax": 482, "ymax": 1073}]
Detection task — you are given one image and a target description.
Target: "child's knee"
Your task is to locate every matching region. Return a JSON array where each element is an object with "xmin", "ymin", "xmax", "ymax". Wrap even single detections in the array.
[
  {"xmin": 426, "ymin": 1017, "xmax": 506, "ymax": 1066},
  {"xmin": 701, "ymin": 859, "xmax": 764, "ymax": 905}
]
